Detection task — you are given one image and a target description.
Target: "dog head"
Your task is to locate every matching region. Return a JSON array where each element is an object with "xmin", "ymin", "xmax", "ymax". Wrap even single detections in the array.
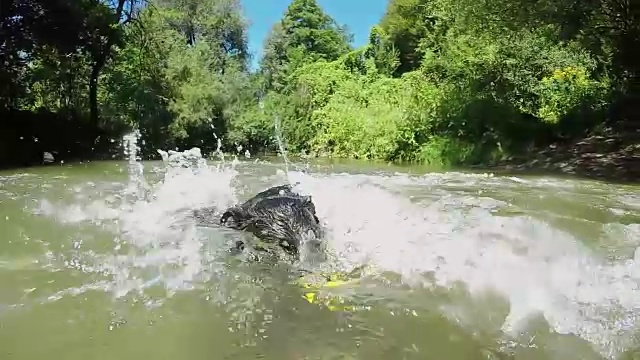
[{"xmin": 229, "ymin": 195, "xmax": 323, "ymax": 256}]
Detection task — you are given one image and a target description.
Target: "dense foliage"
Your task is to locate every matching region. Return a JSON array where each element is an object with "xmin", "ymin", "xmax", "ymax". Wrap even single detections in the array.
[{"xmin": 1, "ymin": 0, "xmax": 637, "ymax": 166}]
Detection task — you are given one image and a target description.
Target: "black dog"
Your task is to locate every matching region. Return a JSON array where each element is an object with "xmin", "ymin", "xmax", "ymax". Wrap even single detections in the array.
[{"xmin": 202, "ymin": 184, "xmax": 323, "ymax": 258}]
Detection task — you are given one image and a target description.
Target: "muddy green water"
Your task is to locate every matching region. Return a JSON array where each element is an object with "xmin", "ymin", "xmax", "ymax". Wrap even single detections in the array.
[{"xmin": 0, "ymin": 158, "xmax": 639, "ymax": 360}]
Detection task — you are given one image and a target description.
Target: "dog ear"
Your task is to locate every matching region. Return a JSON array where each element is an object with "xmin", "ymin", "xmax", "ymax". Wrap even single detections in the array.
[
  {"xmin": 220, "ymin": 210, "xmax": 232, "ymax": 224},
  {"xmin": 220, "ymin": 207, "xmax": 240, "ymax": 225}
]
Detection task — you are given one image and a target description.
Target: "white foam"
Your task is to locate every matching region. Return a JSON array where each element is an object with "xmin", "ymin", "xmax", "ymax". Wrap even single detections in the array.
[{"xmin": 286, "ymin": 170, "xmax": 640, "ymax": 357}]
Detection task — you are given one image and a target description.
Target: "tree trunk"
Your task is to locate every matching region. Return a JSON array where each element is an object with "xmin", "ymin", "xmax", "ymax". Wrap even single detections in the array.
[
  {"xmin": 89, "ymin": 64, "xmax": 100, "ymax": 126},
  {"xmin": 88, "ymin": 0, "xmax": 129, "ymax": 127}
]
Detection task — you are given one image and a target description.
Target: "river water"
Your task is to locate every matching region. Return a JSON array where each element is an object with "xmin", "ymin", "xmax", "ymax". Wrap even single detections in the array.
[{"xmin": 0, "ymin": 140, "xmax": 639, "ymax": 360}]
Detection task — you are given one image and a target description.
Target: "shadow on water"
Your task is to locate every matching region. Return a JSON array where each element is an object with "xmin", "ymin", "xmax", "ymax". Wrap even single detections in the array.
[{"xmin": 0, "ymin": 131, "xmax": 639, "ymax": 360}]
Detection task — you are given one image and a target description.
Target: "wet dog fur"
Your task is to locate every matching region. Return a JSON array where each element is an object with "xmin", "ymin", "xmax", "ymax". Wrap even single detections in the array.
[{"xmin": 196, "ymin": 184, "xmax": 323, "ymax": 258}]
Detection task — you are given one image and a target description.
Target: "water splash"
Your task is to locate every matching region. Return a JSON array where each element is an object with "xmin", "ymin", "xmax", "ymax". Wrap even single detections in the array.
[
  {"xmin": 286, "ymin": 170, "xmax": 640, "ymax": 357},
  {"xmin": 22, "ymin": 128, "xmax": 640, "ymax": 359},
  {"xmin": 121, "ymin": 129, "xmax": 147, "ymax": 201},
  {"xmin": 121, "ymin": 133, "xmax": 640, "ymax": 359},
  {"xmin": 212, "ymin": 132, "xmax": 226, "ymax": 167},
  {"xmin": 273, "ymin": 115, "xmax": 291, "ymax": 175},
  {"xmin": 157, "ymin": 147, "xmax": 207, "ymax": 170}
]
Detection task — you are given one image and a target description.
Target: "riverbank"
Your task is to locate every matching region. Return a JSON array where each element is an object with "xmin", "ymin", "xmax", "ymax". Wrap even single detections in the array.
[
  {"xmin": 2, "ymin": 127, "xmax": 638, "ymax": 185},
  {"xmin": 485, "ymin": 127, "xmax": 640, "ymax": 183},
  {"xmin": 0, "ymin": 109, "xmax": 124, "ymax": 170},
  {"xmin": 0, "ymin": 144, "xmax": 123, "ymax": 171}
]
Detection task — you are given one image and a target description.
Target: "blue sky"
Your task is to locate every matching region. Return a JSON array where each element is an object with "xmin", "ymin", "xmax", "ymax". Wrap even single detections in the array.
[{"xmin": 241, "ymin": 0, "xmax": 389, "ymax": 69}]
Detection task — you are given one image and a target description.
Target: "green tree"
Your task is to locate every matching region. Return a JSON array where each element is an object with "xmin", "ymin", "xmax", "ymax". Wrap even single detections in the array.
[
  {"xmin": 1, "ymin": 0, "xmax": 636, "ymax": 170},
  {"xmin": 141, "ymin": 0, "xmax": 251, "ymax": 153},
  {"xmin": 259, "ymin": 0, "xmax": 352, "ymax": 92},
  {"xmin": 86, "ymin": 0, "xmax": 141, "ymax": 126},
  {"xmin": 379, "ymin": 0, "xmax": 435, "ymax": 75},
  {"xmin": 281, "ymin": 0, "xmax": 352, "ymax": 62},
  {"xmin": 259, "ymin": 22, "xmax": 291, "ymax": 92}
]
